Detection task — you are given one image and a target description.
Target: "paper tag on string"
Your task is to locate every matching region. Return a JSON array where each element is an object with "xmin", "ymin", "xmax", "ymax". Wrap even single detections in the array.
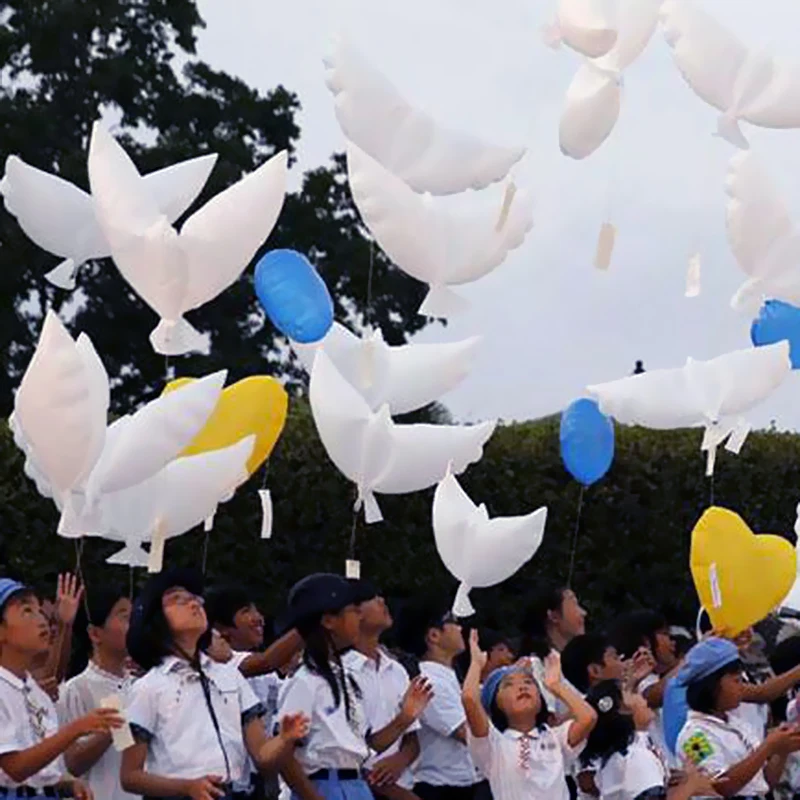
[
  {"xmin": 101, "ymin": 694, "xmax": 135, "ymax": 752},
  {"xmin": 686, "ymin": 253, "xmax": 701, "ymax": 297},
  {"xmin": 725, "ymin": 420, "xmax": 751, "ymax": 455},
  {"xmin": 259, "ymin": 489, "xmax": 273, "ymax": 540},
  {"xmin": 203, "ymin": 514, "xmax": 215, "ymax": 533},
  {"xmin": 594, "ymin": 223, "xmax": 616, "ymax": 270},
  {"xmin": 345, "ymin": 559, "xmax": 361, "ymax": 579},
  {"xmin": 709, "ymin": 563, "xmax": 722, "ymax": 609},
  {"xmin": 147, "ymin": 519, "xmax": 166, "ymax": 574},
  {"xmin": 496, "ymin": 182, "xmax": 517, "ymax": 232}
]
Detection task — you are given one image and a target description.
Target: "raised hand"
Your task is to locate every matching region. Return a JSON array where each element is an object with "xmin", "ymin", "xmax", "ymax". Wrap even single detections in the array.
[
  {"xmin": 400, "ymin": 675, "xmax": 434, "ymax": 722},
  {"xmin": 56, "ymin": 572, "xmax": 84, "ymax": 626},
  {"xmin": 279, "ymin": 712, "xmax": 310, "ymax": 743},
  {"xmin": 543, "ymin": 651, "xmax": 563, "ymax": 691},
  {"xmin": 469, "ymin": 628, "xmax": 488, "ymax": 672}
]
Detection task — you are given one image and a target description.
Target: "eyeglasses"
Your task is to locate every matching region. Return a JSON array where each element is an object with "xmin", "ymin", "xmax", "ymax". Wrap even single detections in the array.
[{"xmin": 163, "ymin": 591, "xmax": 204, "ymax": 608}]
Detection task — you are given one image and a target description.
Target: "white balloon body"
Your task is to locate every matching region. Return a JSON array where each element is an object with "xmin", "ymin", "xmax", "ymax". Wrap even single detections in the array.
[
  {"xmin": 433, "ymin": 470, "xmax": 547, "ymax": 616},
  {"xmin": 292, "ymin": 322, "xmax": 480, "ymax": 415},
  {"xmin": 0, "ymin": 152, "xmax": 217, "ymax": 289},
  {"xmin": 87, "ymin": 123, "xmax": 287, "ymax": 354},
  {"xmin": 309, "ymin": 350, "xmax": 496, "ymax": 523},
  {"xmin": 547, "ymin": 0, "xmax": 618, "ymax": 58},
  {"xmin": 323, "ymin": 37, "xmax": 525, "ymax": 195},
  {"xmin": 347, "ymin": 143, "xmax": 533, "ymax": 318}
]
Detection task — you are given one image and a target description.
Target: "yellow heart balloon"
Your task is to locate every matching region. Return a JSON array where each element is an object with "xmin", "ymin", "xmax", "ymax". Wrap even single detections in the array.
[
  {"xmin": 690, "ymin": 506, "xmax": 796, "ymax": 638},
  {"xmin": 163, "ymin": 375, "xmax": 288, "ymax": 476}
]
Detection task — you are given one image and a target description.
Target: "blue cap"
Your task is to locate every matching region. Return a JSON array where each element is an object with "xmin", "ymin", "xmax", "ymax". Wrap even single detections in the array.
[
  {"xmin": 481, "ymin": 666, "xmax": 529, "ymax": 712},
  {"xmin": 0, "ymin": 578, "xmax": 28, "ymax": 614}
]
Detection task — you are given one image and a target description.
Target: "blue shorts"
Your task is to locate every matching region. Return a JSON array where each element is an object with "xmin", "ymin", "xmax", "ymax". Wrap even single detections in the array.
[{"xmin": 292, "ymin": 774, "xmax": 373, "ymax": 800}]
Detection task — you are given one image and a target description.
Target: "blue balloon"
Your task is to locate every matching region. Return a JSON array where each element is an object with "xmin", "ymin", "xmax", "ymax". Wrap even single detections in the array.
[
  {"xmin": 254, "ymin": 249, "xmax": 334, "ymax": 343},
  {"xmin": 559, "ymin": 398, "xmax": 614, "ymax": 486},
  {"xmin": 662, "ymin": 677, "xmax": 687, "ymax": 756},
  {"xmin": 751, "ymin": 299, "xmax": 800, "ymax": 369}
]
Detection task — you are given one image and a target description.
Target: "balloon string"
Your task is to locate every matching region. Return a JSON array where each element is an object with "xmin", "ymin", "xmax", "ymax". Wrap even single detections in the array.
[
  {"xmin": 201, "ymin": 530, "xmax": 210, "ymax": 576},
  {"xmin": 709, "ymin": 471, "xmax": 715, "ymax": 507},
  {"xmin": 348, "ymin": 504, "xmax": 358, "ymax": 561},
  {"xmin": 366, "ymin": 240, "xmax": 375, "ymax": 326},
  {"xmin": 129, "ymin": 567, "xmax": 134, "ymax": 601},
  {"xmin": 566, "ymin": 485, "xmax": 586, "ymax": 589},
  {"xmin": 73, "ymin": 538, "xmax": 91, "ymax": 621}
]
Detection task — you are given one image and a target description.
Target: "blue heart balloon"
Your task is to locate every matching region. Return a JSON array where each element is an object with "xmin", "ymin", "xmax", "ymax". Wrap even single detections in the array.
[
  {"xmin": 254, "ymin": 249, "xmax": 334, "ymax": 344},
  {"xmin": 560, "ymin": 398, "xmax": 615, "ymax": 486},
  {"xmin": 751, "ymin": 299, "xmax": 800, "ymax": 369}
]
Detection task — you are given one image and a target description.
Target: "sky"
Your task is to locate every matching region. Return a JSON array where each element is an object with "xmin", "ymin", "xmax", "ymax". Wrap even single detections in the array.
[{"xmin": 195, "ymin": 0, "xmax": 800, "ymax": 430}]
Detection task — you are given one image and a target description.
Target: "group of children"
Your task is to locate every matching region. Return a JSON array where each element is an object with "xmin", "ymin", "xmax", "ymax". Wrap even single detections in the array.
[{"xmin": 3, "ymin": 572, "xmax": 800, "ymax": 800}]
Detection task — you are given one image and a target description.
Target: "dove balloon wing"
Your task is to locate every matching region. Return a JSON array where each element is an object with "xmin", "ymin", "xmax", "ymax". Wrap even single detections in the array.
[{"xmin": 143, "ymin": 153, "xmax": 218, "ymax": 224}]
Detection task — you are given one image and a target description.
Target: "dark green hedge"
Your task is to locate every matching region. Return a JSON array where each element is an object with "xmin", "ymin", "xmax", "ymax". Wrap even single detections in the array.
[{"xmin": 2, "ymin": 409, "xmax": 799, "ymax": 632}]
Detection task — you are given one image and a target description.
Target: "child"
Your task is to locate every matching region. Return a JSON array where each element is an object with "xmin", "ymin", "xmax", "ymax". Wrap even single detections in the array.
[
  {"xmin": 277, "ymin": 574, "xmax": 428, "ymax": 800},
  {"xmin": 462, "ymin": 629, "xmax": 597, "ymax": 800},
  {"xmin": 0, "ymin": 576, "xmax": 122, "ymax": 800},
  {"xmin": 675, "ymin": 637, "xmax": 800, "ymax": 798},
  {"xmin": 58, "ymin": 587, "xmax": 136, "ymax": 800},
  {"xmin": 121, "ymin": 568, "xmax": 308, "ymax": 800},
  {"xmin": 562, "ymin": 634, "xmax": 626, "ymax": 696}
]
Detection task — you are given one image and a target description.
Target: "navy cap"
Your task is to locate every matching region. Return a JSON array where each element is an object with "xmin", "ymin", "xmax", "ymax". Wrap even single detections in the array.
[{"xmin": 280, "ymin": 573, "xmax": 358, "ymax": 635}]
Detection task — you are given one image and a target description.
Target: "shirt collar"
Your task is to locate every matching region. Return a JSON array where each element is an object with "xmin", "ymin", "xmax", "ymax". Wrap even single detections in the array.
[
  {"xmin": 160, "ymin": 652, "xmax": 213, "ymax": 675},
  {"xmin": 0, "ymin": 665, "xmax": 29, "ymax": 691},
  {"xmin": 420, "ymin": 660, "xmax": 456, "ymax": 677},
  {"xmin": 503, "ymin": 727, "xmax": 542, "ymax": 740},
  {"xmin": 88, "ymin": 660, "xmax": 130, "ymax": 684}
]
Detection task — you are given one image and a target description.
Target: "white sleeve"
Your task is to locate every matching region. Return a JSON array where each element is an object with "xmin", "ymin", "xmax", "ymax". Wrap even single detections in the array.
[
  {"xmin": 277, "ymin": 675, "xmax": 317, "ymax": 720},
  {"xmin": 0, "ymin": 695, "xmax": 26, "ymax": 755},
  {"xmin": 554, "ymin": 721, "xmax": 585, "ymax": 763},
  {"xmin": 236, "ymin": 670, "xmax": 262, "ymax": 722},
  {"xmin": 125, "ymin": 677, "xmax": 159, "ymax": 743},
  {"xmin": 467, "ymin": 723, "xmax": 502, "ymax": 778},
  {"xmin": 420, "ymin": 674, "xmax": 465, "ymax": 737}
]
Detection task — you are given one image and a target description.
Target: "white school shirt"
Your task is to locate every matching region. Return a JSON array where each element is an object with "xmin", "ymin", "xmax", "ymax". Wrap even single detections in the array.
[
  {"xmin": 341, "ymin": 647, "xmax": 419, "ymax": 789},
  {"xmin": 468, "ymin": 721, "xmax": 582, "ymax": 800},
  {"xmin": 593, "ymin": 732, "xmax": 668, "ymax": 800},
  {"xmin": 125, "ymin": 654, "xmax": 262, "ymax": 783},
  {"xmin": 415, "ymin": 661, "xmax": 476, "ymax": 787},
  {"xmin": 0, "ymin": 666, "xmax": 65, "ymax": 788},
  {"xmin": 676, "ymin": 709, "xmax": 769, "ymax": 798},
  {"xmin": 57, "ymin": 661, "xmax": 139, "ymax": 800},
  {"xmin": 277, "ymin": 663, "xmax": 369, "ymax": 773},
  {"xmin": 636, "ymin": 674, "xmax": 676, "ymax": 769}
]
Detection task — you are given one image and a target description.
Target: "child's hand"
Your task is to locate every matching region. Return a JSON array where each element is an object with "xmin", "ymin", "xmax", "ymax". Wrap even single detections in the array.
[
  {"xmin": 400, "ymin": 675, "xmax": 434, "ymax": 722},
  {"xmin": 766, "ymin": 722, "xmax": 800, "ymax": 755},
  {"xmin": 624, "ymin": 647, "xmax": 656, "ymax": 688},
  {"xmin": 206, "ymin": 630, "xmax": 232, "ymax": 663},
  {"xmin": 184, "ymin": 775, "xmax": 226, "ymax": 800},
  {"xmin": 682, "ymin": 763, "xmax": 721, "ymax": 796},
  {"xmin": 469, "ymin": 629, "xmax": 488, "ymax": 671},
  {"xmin": 279, "ymin": 712, "xmax": 310, "ymax": 743},
  {"xmin": 71, "ymin": 778, "xmax": 94, "ymax": 800},
  {"xmin": 56, "ymin": 572, "xmax": 84, "ymax": 626},
  {"xmin": 368, "ymin": 752, "xmax": 406, "ymax": 787},
  {"xmin": 74, "ymin": 707, "xmax": 125, "ymax": 736},
  {"xmin": 543, "ymin": 651, "xmax": 563, "ymax": 691}
]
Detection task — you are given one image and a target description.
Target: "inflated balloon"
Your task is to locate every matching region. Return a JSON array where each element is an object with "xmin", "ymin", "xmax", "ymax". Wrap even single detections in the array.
[
  {"xmin": 0, "ymin": 152, "xmax": 217, "ymax": 290},
  {"xmin": 559, "ymin": 398, "xmax": 615, "ymax": 486},
  {"xmin": 592, "ymin": 0, "xmax": 661, "ymax": 74},
  {"xmin": 543, "ymin": 0, "xmax": 617, "ymax": 58},
  {"xmin": 88, "ymin": 123, "xmax": 287, "ymax": 355},
  {"xmin": 433, "ymin": 469, "xmax": 547, "ymax": 617},
  {"xmin": 163, "ymin": 375, "xmax": 288, "ymax": 475},
  {"xmin": 310, "ymin": 350, "xmax": 496, "ymax": 523},
  {"xmin": 254, "ymin": 250, "xmax": 333, "ymax": 344},
  {"xmin": 292, "ymin": 322, "xmax": 480, "ymax": 415},
  {"xmin": 324, "ymin": 37, "xmax": 525, "ymax": 195},
  {"xmin": 751, "ymin": 300, "xmax": 800, "ymax": 369},
  {"xmin": 348, "ymin": 143, "xmax": 533, "ymax": 318},
  {"xmin": 690, "ymin": 507, "xmax": 796, "ymax": 638}
]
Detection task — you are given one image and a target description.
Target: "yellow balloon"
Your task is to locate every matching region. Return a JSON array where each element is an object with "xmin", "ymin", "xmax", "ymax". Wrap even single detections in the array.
[
  {"xmin": 690, "ymin": 506, "xmax": 796, "ymax": 638},
  {"xmin": 163, "ymin": 375, "xmax": 288, "ymax": 476}
]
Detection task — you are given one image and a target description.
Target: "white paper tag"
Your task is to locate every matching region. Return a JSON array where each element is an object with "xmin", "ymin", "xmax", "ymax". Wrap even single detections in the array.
[
  {"xmin": 686, "ymin": 253, "xmax": 701, "ymax": 297},
  {"xmin": 259, "ymin": 489, "xmax": 273, "ymax": 540},
  {"xmin": 496, "ymin": 182, "xmax": 517, "ymax": 232},
  {"xmin": 203, "ymin": 514, "xmax": 215, "ymax": 533},
  {"xmin": 594, "ymin": 222, "xmax": 616, "ymax": 270},
  {"xmin": 147, "ymin": 520, "xmax": 166, "ymax": 574},
  {"xmin": 101, "ymin": 694, "xmax": 135, "ymax": 752},
  {"xmin": 345, "ymin": 559, "xmax": 361, "ymax": 579},
  {"xmin": 709, "ymin": 563, "xmax": 723, "ymax": 609},
  {"xmin": 725, "ymin": 420, "xmax": 751, "ymax": 455}
]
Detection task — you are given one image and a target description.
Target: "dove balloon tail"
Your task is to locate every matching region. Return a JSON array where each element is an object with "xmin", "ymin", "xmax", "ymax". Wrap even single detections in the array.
[
  {"xmin": 418, "ymin": 285, "xmax": 470, "ymax": 319},
  {"xmin": 717, "ymin": 114, "xmax": 750, "ymax": 151},
  {"xmin": 45, "ymin": 258, "xmax": 80, "ymax": 291},
  {"xmin": 453, "ymin": 583, "xmax": 475, "ymax": 617},
  {"xmin": 358, "ymin": 490, "xmax": 383, "ymax": 525},
  {"xmin": 149, "ymin": 318, "xmax": 211, "ymax": 357},
  {"xmin": 106, "ymin": 541, "xmax": 151, "ymax": 568}
]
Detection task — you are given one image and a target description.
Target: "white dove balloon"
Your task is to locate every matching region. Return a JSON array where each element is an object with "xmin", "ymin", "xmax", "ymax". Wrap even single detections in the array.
[
  {"xmin": 87, "ymin": 123, "xmax": 287, "ymax": 355},
  {"xmin": 323, "ymin": 37, "xmax": 525, "ymax": 196},
  {"xmin": 13, "ymin": 311, "xmax": 109, "ymax": 496},
  {"xmin": 347, "ymin": 143, "xmax": 533, "ymax": 318},
  {"xmin": 292, "ymin": 322, "xmax": 480, "ymax": 415},
  {"xmin": 661, "ymin": 0, "xmax": 800, "ymax": 149},
  {"xmin": 58, "ymin": 437, "xmax": 254, "ymax": 567},
  {"xmin": 310, "ymin": 350, "xmax": 496, "ymax": 523},
  {"xmin": 725, "ymin": 152, "xmax": 800, "ymax": 312},
  {"xmin": 544, "ymin": 0, "xmax": 618, "ymax": 58},
  {"xmin": 0, "ymin": 152, "xmax": 217, "ymax": 290},
  {"xmin": 433, "ymin": 470, "xmax": 547, "ymax": 617}
]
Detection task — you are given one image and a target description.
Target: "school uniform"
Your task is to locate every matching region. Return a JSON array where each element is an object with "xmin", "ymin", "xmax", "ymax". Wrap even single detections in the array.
[
  {"xmin": 0, "ymin": 665, "xmax": 66, "ymax": 797},
  {"xmin": 277, "ymin": 663, "xmax": 371, "ymax": 800},
  {"xmin": 125, "ymin": 654, "xmax": 265, "ymax": 799},
  {"xmin": 414, "ymin": 661, "xmax": 478, "ymax": 800},
  {"xmin": 635, "ymin": 674, "xmax": 676, "ymax": 770},
  {"xmin": 677, "ymin": 709, "xmax": 769, "ymax": 799},
  {"xmin": 593, "ymin": 732, "xmax": 668, "ymax": 800},
  {"xmin": 341, "ymin": 647, "xmax": 419, "ymax": 790},
  {"xmin": 58, "ymin": 660, "xmax": 139, "ymax": 800},
  {"xmin": 467, "ymin": 720, "xmax": 583, "ymax": 800}
]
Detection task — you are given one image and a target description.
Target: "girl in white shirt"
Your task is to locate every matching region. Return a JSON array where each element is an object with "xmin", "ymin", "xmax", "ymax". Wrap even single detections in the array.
[{"xmin": 462, "ymin": 629, "xmax": 597, "ymax": 800}]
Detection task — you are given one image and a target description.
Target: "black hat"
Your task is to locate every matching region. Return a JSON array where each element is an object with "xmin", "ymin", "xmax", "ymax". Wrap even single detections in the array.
[
  {"xmin": 126, "ymin": 567, "xmax": 206, "ymax": 670},
  {"xmin": 349, "ymin": 579, "xmax": 379, "ymax": 605},
  {"xmin": 279, "ymin": 573, "xmax": 358, "ymax": 635}
]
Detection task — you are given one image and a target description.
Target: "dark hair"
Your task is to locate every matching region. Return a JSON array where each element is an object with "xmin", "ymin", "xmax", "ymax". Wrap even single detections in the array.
[
  {"xmin": 582, "ymin": 680, "xmax": 636, "ymax": 767},
  {"xmin": 69, "ymin": 587, "xmax": 128, "ymax": 677},
  {"xmin": 769, "ymin": 637, "xmax": 800, "ymax": 723},
  {"xmin": 562, "ymin": 633, "xmax": 612, "ymax": 694},
  {"xmin": 609, "ymin": 610, "xmax": 667, "ymax": 660},
  {"xmin": 520, "ymin": 585, "xmax": 567, "ymax": 659},
  {"xmin": 685, "ymin": 660, "xmax": 742, "ymax": 714},
  {"xmin": 489, "ymin": 672, "xmax": 549, "ymax": 733},
  {"xmin": 394, "ymin": 600, "xmax": 452, "ymax": 658},
  {"xmin": 205, "ymin": 585, "xmax": 253, "ymax": 628}
]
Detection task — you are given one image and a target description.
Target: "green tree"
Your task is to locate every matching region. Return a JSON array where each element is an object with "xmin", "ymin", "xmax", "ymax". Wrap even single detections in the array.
[{"xmin": 0, "ymin": 0, "xmax": 428, "ymax": 415}]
